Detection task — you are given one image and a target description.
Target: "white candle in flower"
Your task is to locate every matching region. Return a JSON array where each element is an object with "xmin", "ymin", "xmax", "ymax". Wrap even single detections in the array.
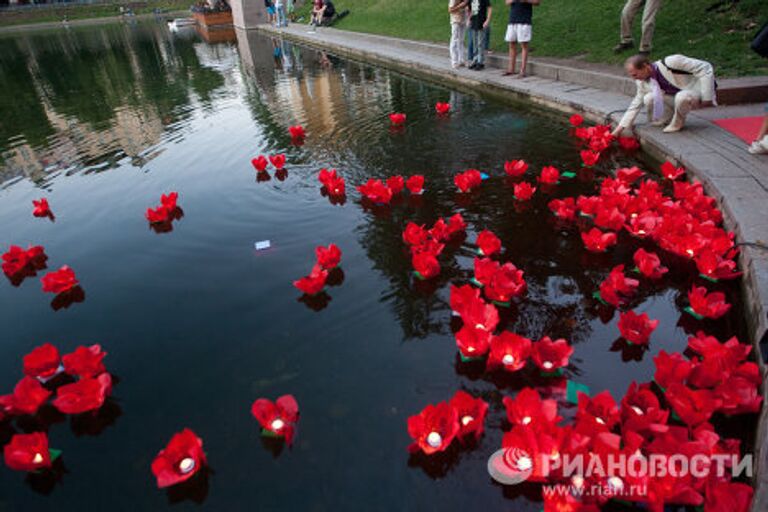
[
  {"xmin": 178, "ymin": 457, "xmax": 196, "ymax": 474},
  {"xmin": 426, "ymin": 431, "xmax": 442, "ymax": 448}
]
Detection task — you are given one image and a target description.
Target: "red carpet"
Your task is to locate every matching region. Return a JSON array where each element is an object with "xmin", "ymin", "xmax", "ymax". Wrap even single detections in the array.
[{"xmin": 712, "ymin": 116, "xmax": 763, "ymax": 143}]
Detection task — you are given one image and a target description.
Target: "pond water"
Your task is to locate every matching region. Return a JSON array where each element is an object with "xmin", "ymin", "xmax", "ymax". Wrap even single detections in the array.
[{"xmin": 0, "ymin": 21, "xmax": 752, "ymax": 511}]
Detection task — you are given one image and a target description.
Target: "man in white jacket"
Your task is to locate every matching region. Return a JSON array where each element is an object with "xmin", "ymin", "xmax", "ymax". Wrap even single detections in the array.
[{"xmin": 611, "ymin": 54, "xmax": 717, "ymax": 136}]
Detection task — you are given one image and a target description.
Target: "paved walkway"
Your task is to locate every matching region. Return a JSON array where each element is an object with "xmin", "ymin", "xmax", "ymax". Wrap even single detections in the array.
[{"xmin": 256, "ymin": 24, "xmax": 768, "ymax": 508}]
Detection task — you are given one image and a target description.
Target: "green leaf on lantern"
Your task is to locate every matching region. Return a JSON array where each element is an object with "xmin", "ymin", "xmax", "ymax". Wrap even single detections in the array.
[
  {"xmin": 699, "ymin": 274, "xmax": 718, "ymax": 283},
  {"xmin": 261, "ymin": 428, "xmax": 283, "ymax": 439},
  {"xmin": 413, "ymin": 271, "xmax": 425, "ymax": 280},
  {"xmin": 562, "ymin": 171, "xmax": 576, "ymax": 179},
  {"xmin": 540, "ymin": 368, "xmax": 564, "ymax": 378},
  {"xmin": 469, "ymin": 278, "xmax": 484, "ymax": 288},
  {"xmin": 684, "ymin": 306, "xmax": 704, "ymax": 320},
  {"xmin": 49, "ymin": 449, "xmax": 62, "ymax": 462},
  {"xmin": 459, "ymin": 352, "xmax": 485, "ymax": 363},
  {"xmin": 492, "ymin": 300, "xmax": 511, "ymax": 308},
  {"xmin": 566, "ymin": 381, "xmax": 590, "ymax": 404}
]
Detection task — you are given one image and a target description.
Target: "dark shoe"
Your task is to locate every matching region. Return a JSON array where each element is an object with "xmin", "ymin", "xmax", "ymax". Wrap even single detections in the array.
[
  {"xmin": 475, "ymin": 63, "xmax": 485, "ymax": 70},
  {"xmin": 468, "ymin": 62, "xmax": 478, "ymax": 70},
  {"xmin": 612, "ymin": 41, "xmax": 634, "ymax": 53}
]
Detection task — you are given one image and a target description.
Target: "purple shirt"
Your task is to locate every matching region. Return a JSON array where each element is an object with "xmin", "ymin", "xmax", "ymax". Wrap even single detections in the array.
[{"xmin": 650, "ymin": 64, "xmax": 681, "ymax": 96}]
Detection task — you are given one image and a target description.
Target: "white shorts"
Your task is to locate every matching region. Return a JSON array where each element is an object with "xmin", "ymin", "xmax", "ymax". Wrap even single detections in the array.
[{"xmin": 505, "ymin": 23, "xmax": 532, "ymax": 43}]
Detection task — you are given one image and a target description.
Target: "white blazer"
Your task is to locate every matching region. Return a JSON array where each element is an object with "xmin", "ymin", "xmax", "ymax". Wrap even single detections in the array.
[{"xmin": 618, "ymin": 54, "xmax": 717, "ymax": 129}]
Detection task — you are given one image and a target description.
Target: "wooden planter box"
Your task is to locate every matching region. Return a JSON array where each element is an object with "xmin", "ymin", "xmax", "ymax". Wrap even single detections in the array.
[{"xmin": 193, "ymin": 10, "xmax": 233, "ymax": 27}]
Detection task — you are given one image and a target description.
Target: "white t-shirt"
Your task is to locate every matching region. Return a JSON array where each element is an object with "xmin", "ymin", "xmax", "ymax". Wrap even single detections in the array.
[{"xmin": 449, "ymin": 0, "xmax": 466, "ymax": 24}]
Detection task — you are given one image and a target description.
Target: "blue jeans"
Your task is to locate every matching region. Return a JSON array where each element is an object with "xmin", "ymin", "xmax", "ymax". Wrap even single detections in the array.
[
  {"xmin": 467, "ymin": 25, "xmax": 490, "ymax": 62},
  {"xmin": 276, "ymin": 5, "xmax": 286, "ymax": 26},
  {"xmin": 468, "ymin": 28, "xmax": 486, "ymax": 64}
]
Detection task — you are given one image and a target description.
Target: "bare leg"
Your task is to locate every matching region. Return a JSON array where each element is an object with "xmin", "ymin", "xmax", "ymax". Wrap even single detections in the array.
[
  {"xmin": 506, "ymin": 43, "xmax": 517, "ymax": 75},
  {"xmin": 519, "ymin": 42, "xmax": 529, "ymax": 77}
]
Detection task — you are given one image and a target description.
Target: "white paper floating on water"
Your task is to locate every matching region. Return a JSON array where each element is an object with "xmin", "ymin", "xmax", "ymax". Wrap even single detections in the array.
[{"xmin": 254, "ymin": 240, "xmax": 271, "ymax": 251}]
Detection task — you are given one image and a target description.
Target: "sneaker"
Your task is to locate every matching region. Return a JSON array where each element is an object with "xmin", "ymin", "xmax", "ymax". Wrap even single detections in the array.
[
  {"xmin": 662, "ymin": 121, "xmax": 684, "ymax": 133},
  {"xmin": 612, "ymin": 41, "xmax": 634, "ymax": 53},
  {"xmin": 468, "ymin": 62, "xmax": 478, "ymax": 70},
  {"xmin": 748, "ymin": 138, "xmax": 768, "ymax": 155},
  {"xmin": 475, "ymin": 63, "xmax": 485, "ymax": 70}
]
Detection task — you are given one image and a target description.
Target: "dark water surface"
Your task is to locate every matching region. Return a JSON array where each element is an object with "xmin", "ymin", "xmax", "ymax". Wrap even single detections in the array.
[{"xmin": 0, "ymin": 22, "xmax": 750, "ymax": 511}]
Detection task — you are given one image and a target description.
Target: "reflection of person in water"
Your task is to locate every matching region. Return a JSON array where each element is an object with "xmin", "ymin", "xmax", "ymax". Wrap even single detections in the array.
[
  {"xmin": 317, "ymin": 51, "xmax": 332, "ymax": 68},
  {"xmin": 272, "ymin": 38, "xmax": 283, "ymax": 69}
]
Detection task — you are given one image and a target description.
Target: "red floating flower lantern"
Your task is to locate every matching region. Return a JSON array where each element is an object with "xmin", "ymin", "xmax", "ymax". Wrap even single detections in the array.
[
  {"xmin": 503, "ymin": 387, "xmax": 560, "ymax": 428},
  {"xmin": 0, "ymin": 376, "xmax": 51, "ymax": 416},
  {"xmin": 318, "ymin": 168, "xmax": 346, "ymax": 197},
  {"xmin": 407, "ymin": 402, "xmax": 459, "ymax": 455},
  {"xmin": 412, "ymin": 250, "xmax": 440, "ymax": 279},
  {"xmin": 435, "ymin": 102, "xmax": 451, "ymax": 115},
  {"xmin": 581, "ymin": 227, "xmax": 617, "ymax": 253},
  {"xmin": 251, "ymin": 155, "xmax": 269, "ymax": 173},
  {"xmin": 660, "ymin": 161, "xmax": 685, "ymax": 180},
  {"xmin": 476, "ymin": 230, "xmax": 501, "ymax": 257},
  {"xmin": 389, "ymin": 113, "xmax": 406, "ymax": 126},
  {"xmin": 687, "ymin": 286, "xmax": 731, "ymax": 319},
  {"xmin": 315, "ymin": 244, "xmax": 342, "ymax": 270},
  {"xmin": 488, "ymin": 331, "xmax": 531, "ymax": 372},
  {"xmin": 539, "ymin": 166, "xmax": 560, "ymax": 184},
  {"xmin": 406, "ymin": 175, "xmax": 425, "ymax": 195},
  {"xmin": 455, "ymin": 325, "xmax": 491, "ymax": 359},
  {"xmin": 357, "ymin": 178, "xmax": 393, "ymax": 204},
  {"xmin": 52, "ymin": 373, "xmax": 112, "ymax": 414},
  {"xmin": 454, "ymin": 169, "xmax": 483, "ymax": 193},
  {"xmin": 513, "ymin": 182, "xmax": 536, "ymax": 201},
  {"xmin": 2, "ymin": 245, "xmax": 47, "ymax": 279},
  {"xmin": 633, "ymin": 248, "xmax": 668, "ymax": 279},
  {"xmin": 504, "ymin": 159, "xmax": 528, "ymax": 177},
  {"xmin": 386, "ymin": 175, "xmax": 405, "ymax": 195},
  {"xmin": 293, "ymin": 265, "xmax": 328, "ymax": 295},
  {"xmin": 449, "ymin": 390, "xmax": 488, "ymax": 442},
  {"xmin": 41, "ymin": 266, "xmax": 78, "ymax": 295},
  {"xmin": 484, "ymin": 262, "xmax": 526, "ymax": 303},
  {"xmin": 3, "ymin": 432, "xmax": 52, "ymax": 472},
  {"xmin": 531, "ymin": 336, "xmax": 573, "ymax": 373},
  {"xmin": 62, "ymin": 344, "xmax": 107, "ymax": 378},
  {"xmin": 569, "ymin": 114, "xmax": 584, "ymax": 127},
  {"xmin": 32, "ymin": 198, "xmax": 52, "ymax": 218},
  {"xmin": 23, "ymin": 343, "xmax": 61, "ymax": 380},
  {"xmin": 151, "ymin": 429, "xmax": 207, "ymax": 488},
  {"xmin": 580, "ymin": 150, "xmax": 600, "ymax": 167},
  {"xmin": 251, "ymin": 394, "xmax": 300, "ymax": 445},
  {"xmin": 288, "ymin": 125, "xmax": 305, "ymax": 140},
  {"xmin": 618, "ymin": 310, "xmax": 659, "ymax": 345},
  {"xmin": 549, "ymin": 198, "xmax": 576, "ymax": 221},
  {"xmin": 269, "ymin": 154, "xmax": 286, "ymax": 170}
]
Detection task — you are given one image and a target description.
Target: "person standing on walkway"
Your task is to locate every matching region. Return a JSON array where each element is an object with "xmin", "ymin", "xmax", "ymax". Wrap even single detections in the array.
[
  {"xmin": 613, "ymin": 0, "xmax": 662, "ymax": 55},
  {"xmin": 611, "ymin": 54, "xmax": 716, "ymax": 136},
  {"xmin": 503, "ymin": 0, "xmax": 539, "ymax": 78},
  {"xmin": 467, "ymin": 0, "xmax": 492, "ymax": 70},
  {"xmin": 449, "ymin": 0, "xmax": 469, "ymax": 68},
  {"xmin": 275, "ymin": 0, "xmax": 287, "ymax": 27}
]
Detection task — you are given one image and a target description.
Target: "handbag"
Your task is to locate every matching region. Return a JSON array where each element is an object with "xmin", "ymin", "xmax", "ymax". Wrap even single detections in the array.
[{"xmin": 752, "ymin": 21, "xmax": 768, "ymax": 58}]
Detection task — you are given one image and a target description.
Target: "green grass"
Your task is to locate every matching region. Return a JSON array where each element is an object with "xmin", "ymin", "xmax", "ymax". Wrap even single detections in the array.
[
  {"xmin": 0, "ymin": 0, "xmax": 190, "ymax": 27},
  {"xmin": 307, "ymin": 0, "xmax": 767, "ymax": 77}
]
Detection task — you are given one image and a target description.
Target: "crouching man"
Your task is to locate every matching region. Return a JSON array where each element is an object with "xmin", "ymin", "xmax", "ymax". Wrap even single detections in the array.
[{"xmin": 611, "ymin": 54, "xmax": 717, "ymax": 136}]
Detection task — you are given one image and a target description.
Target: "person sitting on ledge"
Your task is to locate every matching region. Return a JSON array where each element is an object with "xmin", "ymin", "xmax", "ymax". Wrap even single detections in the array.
[{"xmin": 611, "ymin": 53, "xmax": 717, "ymax": 136}]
